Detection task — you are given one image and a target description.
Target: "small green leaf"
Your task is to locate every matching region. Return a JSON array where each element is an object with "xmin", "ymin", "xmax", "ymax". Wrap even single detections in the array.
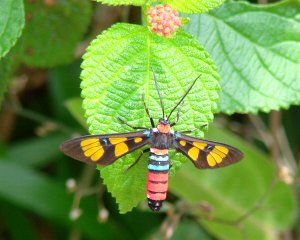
[
  {"xmin": 165, "ymin": 0, "xmax": 225, "ymax": 14},
  {"xmin": 64, "ymin": 98, "xmax": 87, "ymax": 129},
  {"xmin": 185, "ymin": 0, "xmax": 300, "ymax": 113},
  {"xmin": 81, "ymin": 23, "xmax": 220, "ymax": 213},
  {"xmin": 0, "ymin": 0, "xmax": 24, "ymax": 58},
  {"xmin": 169, "ymin": 125, "xmax": 296, "ymax": 240},
  {"xmin": 15, "ymin": 0, "xmax": 92, "ymax": 67}
]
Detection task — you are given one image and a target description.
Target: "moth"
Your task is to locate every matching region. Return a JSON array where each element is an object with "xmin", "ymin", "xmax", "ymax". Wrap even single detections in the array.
[{"xmin": 60, "ymin": 74, "xmax": 243, "ymax": 211}]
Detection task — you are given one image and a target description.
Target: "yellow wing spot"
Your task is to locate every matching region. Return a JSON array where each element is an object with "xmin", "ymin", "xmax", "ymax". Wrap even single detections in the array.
[
  {"xmin": 193, "ymin": 142, "xmax": 207, "ymax": 150},
  {"xmin": 187, "ymin": 147, "xmax": 199, "ymax": 161},
  {"xmin": 210, "ymin": 152, "xmax": 223, "ymax": 163},
  {"xmin": 215, "ymin": 145, "xmax": 229, "ymax": 154},
  {"xmin": 80, "ymin": 138, "xmax": 99, "ymax": 147},
  {"xmin": 84, "ymin": 147, "xmax": 100, "ymax": 157},
  {"xmin": 134, "ymin": 137, "xmax": 143, "ymax": 143},
  {"xmin": 90, "ymin": 148, "xmax": 104, "ymax": 161},
  {"xmin": 82, "ymin": 141, "xmax": 100, "ymax": 151},
  {"xmin": 115, "ymin": 142, "xmax": 129, "ymax": 157},
  {"xmin": 207, "ymin": 154, "xmax": 217, "ymax": 167},
  {"xmin": 179, "ymin": 140, "xmax": 186, "ymax": 146},
  {"xmin": 109, "ymin": 137, "xmax": 127, "ymax": 144},
  {"xmin": 80, "ymin": 138, "xmax": 104, "ymax": 161},
  {"xmin": 212, "ymin": 147, "xmax": 227, "ymax": 158}
]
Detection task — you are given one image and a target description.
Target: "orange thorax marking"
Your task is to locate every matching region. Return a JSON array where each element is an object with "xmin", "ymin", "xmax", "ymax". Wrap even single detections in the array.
[{"xmin": 157, "ymin": 124, "xmax": 171, "ymax": 134}]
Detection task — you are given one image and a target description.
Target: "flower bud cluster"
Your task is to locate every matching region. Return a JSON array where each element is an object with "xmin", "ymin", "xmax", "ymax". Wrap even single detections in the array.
[{"xmin": 148, "ymin": 4, "xmax": 182, "ymax": 37}]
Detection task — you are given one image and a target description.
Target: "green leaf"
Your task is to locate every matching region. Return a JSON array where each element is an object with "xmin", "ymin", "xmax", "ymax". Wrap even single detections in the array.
[
  {"xmin": 96, "ymin": 0, "xmax": 225, "ymax": 12},
  {"xmin": 48, "ymin": 61, "xmax": 83, "ymax": 124},
  {"xmin": 172, "ymin": 220, "xmax": 213, "ymax": 240},
  {"xmin": 0, "ymin": 160, "xmax": 124, "ymax": 239},
  {"xmin": 0, "ymin": 201, "xmax": 38, "ymax": 240},
  {"xmin": 8, "ymin": 133, "xmax": 68, "ymax": 167},
  {"xmin": 81, "ymin": 23, "xmax": 220, "ymax": 213},
  {"xmin": 64, "ymin": 98, "xmax": 87, "ymax": 130},
  {"xmin": 165, "ymin": 0, "xmax": 225, "ymax": 14},
  {"xmin": 0, "ymin": 0, "xmax": 24, "ymax": 58},
  {"xmin": 169, "ymin": 125, "xmax": 296, "ymax": 240},
  {"xmin": 185, "ymin": 0, "xmax": 300, "ymax": 114},
  {"xmin": 95, "ymin": 0, "xmax": 225, "ymax": 11},
  {"xmin": 15, "ymin": 0, "xmax": 92, "ymax": 67}
]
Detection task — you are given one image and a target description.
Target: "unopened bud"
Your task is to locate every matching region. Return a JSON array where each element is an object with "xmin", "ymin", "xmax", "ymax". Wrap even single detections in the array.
[
  {"xmin": 66, "ymin": 178, "xmax": 77, "ymax": 192},
  {"xmin": 278, "ymin": 165, "xmax": 294, "ymax": 184},
  {"xmin": 69, "ymin": 208, "xmax": 82, "ymax": 221},
  {"xmin": 148, "ymin": 4, "xmax": 182, "ymax": 37},
  {"xmin": 97, "ymin": 208, "xmax": 109, "ymax": 223}
]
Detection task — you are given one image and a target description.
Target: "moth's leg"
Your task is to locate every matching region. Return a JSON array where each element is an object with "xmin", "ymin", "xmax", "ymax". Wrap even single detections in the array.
[
  {"xmin": 117, "ymin": 117, "xmax": 148, "ymax": 130},
  {"xmin": 178, "ymin": 124, "xmax": 207, "ymax": 134},
  {"xmin": 124, "ymin": 148, "xmax": 150, "ymax": 173},
  {"xmin": 169, "ymin": 159, "xmax": 173, "ymax": 169}
]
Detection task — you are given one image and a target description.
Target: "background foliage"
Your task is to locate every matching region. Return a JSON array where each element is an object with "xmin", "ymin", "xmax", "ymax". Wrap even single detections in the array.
[{"xmin": 0, "ymin": 0, "xmax": 299, "ymax": 239}]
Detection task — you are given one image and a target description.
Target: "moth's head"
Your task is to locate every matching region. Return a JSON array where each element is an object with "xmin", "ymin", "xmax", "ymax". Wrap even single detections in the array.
[{"xmin": 157, "ymin": 118, "xmax": 171, "ymax": 133}]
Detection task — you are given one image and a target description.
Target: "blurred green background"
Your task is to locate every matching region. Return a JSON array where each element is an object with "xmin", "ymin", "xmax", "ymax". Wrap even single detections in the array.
[{"xmin": 0, "ymin": 0, "xmax": 299, "ymax": 239}]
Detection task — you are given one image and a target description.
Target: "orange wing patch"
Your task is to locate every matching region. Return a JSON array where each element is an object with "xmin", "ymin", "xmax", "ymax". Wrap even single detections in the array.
[
  {"xmin": 187, "ymin": 147, "xmax": 199, "ymax": 161},
  {"xmin": 193, "ymin": 141, "xmax": 207, "ymax": 150},
  {"xmin": 109, "ymin": 137, "xmax": 127, "ymax": 144},
  {"xmin": 214, "ymin": 145, "xmax": 229, "ymax": 156},
  {"xmin": 107, "ymin": 137, "xmax": 130, "ymax": 157},
  {"xmin": 80, "ymin": 138, "xmax": 104, "ymax": 161},
  {"xmin": 206, "ymin": 145, "xmax": 229, "ymax": 166},
  {"xmin": 175, "ymin": 134, "xmax": 243, "ymax": 169},
  {"xmin": 115, "ymin": 142, "xmax": 129, "ymax": 157},
  {"xmin": 179, "ymin": 140, "xmax": 186, "ymax": 146},
  {"xmin": 134, "ymin": 137, "xmax": 143, "ymax": 143},
  {"xmin": 187, "ymin": 141, "xmax": 207, "ymax": 161},
  {"xmin": 81, "ymin": 138, "xmax": 98, "ymax": 147},
  {"xmin": 185, "ymin": 141, "xmax": 230, "ymax": 166}
]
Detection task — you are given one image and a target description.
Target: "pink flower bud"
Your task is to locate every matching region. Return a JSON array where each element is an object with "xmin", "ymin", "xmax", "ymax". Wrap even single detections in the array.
[{"xmin": 147, "ymin": 4, "xmax": 182, "ymax": 37}]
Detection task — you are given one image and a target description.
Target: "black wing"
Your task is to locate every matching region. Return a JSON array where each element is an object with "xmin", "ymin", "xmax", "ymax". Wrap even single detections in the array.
[
  {"xmin": 174, "ymin": 133, "xmax": 243, "ymax": 169},
  {"xmin": 60, "ymin": 131, "xmax": 150, "ymax": 165}
]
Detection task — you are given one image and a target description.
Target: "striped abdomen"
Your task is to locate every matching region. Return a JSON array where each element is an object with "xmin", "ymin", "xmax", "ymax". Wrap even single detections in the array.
[{"xmin": 146, "ymin": 148, "xmax": 170, "ymax": 211}]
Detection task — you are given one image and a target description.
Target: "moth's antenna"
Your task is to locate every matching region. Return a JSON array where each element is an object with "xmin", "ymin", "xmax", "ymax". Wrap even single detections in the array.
[
  {"xmin": 167, "ymin": 74, "xmax": 201, "ymax": 120},
  {"xmin": 152, "ymin": 71, "xmax": 165, "ymax": 118}
]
